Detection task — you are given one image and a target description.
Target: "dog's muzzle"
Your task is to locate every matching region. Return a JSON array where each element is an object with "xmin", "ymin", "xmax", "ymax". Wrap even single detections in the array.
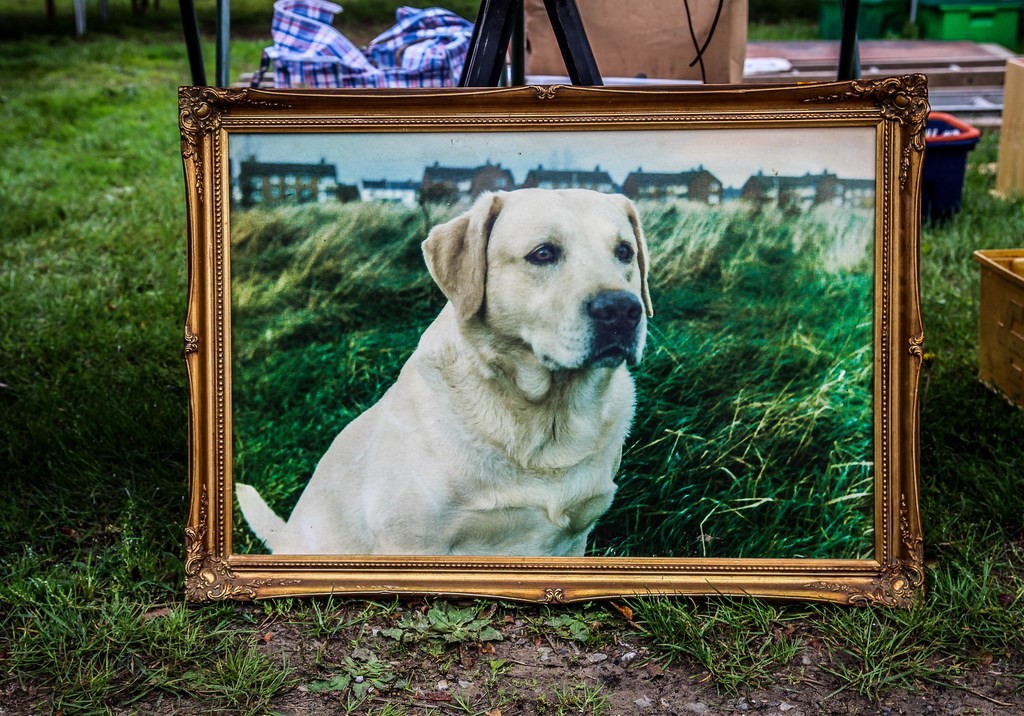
[{"xmin": 585, "ymin": 290, "xmax": 644, "ymax": 367}]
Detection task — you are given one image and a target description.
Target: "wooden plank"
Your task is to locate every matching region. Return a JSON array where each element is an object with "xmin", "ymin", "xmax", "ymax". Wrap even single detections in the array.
[
  {"xmin": 997, "ymin": 59, "xmax": 1024, "ymax": 194},
  {"xmin": 746, "ymin": 39, "xmax": 1015, "ymax": 64},
  {"xmin": 782, "ymin": 57, "xmax": 1011, "ymax": 72},
  {"xmin": 743, "ymin": 66, "xmax": 1007, "ymax": 86},
  {"xmin": 743, "ymin": 40, "xmax": 1016, "ymax": 91}
]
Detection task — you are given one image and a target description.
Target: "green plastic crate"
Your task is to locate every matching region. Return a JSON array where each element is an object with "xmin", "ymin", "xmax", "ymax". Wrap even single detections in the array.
[
  {"xmin": 917, "ymin": 0, "xmax": 1022, "ymax": 46},
  {"xmin": 820, "ymin": 0, "xmax": 908, "ymax": 39}
]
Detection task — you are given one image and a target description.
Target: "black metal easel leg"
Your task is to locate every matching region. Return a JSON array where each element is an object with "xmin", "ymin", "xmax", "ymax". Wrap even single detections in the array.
[
  {"xmin": 459, "ymin": 0, "xmax": 601, "ymax": 87},
  {"xmin": 179, "ymin": 0, "xmax": 207, "ymax": 86},
  {"xmin": 837, "ymin": 0, "xmax": 861, "ymax": 81},
  {"xmin": 459, "ymin": 0, "xmax": 520, "ymax": 87},
  {"xmin": 542, "ymin": 0, "xmax": 601, "ymax": 85},
  {"xmin": 510, "ymin": 1, "xmax": 526, "ymax": 86}
]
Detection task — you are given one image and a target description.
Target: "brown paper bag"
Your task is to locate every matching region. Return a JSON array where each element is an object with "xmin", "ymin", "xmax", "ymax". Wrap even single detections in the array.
[{"xmin": 525, "ymin": 0, "xmax": 748, "ymax": 84}]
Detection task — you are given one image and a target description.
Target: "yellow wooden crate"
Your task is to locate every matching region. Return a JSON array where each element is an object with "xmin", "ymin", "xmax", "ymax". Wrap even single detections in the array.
[{"xmin": 974, "ymin": 249, "xmax": 1024, "ymax": 407}]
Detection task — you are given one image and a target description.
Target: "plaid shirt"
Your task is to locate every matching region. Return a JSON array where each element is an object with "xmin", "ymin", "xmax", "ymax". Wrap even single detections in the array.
[{"xmin": 252, "ymin": 1, "xmax": 473, "ymax": 89}]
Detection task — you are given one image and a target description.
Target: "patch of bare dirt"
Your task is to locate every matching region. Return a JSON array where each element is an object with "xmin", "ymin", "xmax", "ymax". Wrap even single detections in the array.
[
  {"xmin": 4, "ymin": 601, "xmax": 1021, "ymax": 715},
  {"xmin": 260, "ymin": 600, "xmax": 1022, "ymax": 716},
  {"xmin": 230, "ymin": 603, "xmax": 1022, "ymax": 715}
]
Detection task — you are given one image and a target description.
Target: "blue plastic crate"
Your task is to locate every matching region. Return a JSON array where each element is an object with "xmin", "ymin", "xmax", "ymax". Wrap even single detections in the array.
[{"xmin": 922, "ymin": 111, "xmax": 981, "ymax": 222}]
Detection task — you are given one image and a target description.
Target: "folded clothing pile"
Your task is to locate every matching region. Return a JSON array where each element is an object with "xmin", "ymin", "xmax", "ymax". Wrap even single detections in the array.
[{"xmin": 252, "ymin": 1, "xmax": 474, "ymax": 89}]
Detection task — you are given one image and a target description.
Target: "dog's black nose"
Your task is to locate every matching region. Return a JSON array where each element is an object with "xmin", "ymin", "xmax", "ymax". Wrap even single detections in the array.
[{"xmin": 586, "ymin": 291, "xmax": 643, "ymax": 331}]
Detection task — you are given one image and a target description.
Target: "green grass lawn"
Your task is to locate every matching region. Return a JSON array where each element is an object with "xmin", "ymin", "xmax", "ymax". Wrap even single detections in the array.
[{"xmin": 0, "ymin": 8, "xmax": 1022, "ymax": 714}]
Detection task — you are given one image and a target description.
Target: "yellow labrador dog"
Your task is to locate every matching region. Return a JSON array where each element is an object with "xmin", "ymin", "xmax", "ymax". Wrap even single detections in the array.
[{"xmin": 236, "ymin": 188, "xmax": 652, "ymax": 556}]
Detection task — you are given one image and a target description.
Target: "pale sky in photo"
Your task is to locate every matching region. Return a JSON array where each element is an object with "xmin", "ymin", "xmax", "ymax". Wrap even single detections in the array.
[{"xmin": 229, "ymin": 126, "xmax": 876, "ymax": 190}]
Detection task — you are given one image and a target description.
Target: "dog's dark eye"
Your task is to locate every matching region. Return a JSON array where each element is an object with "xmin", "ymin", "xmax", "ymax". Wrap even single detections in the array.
[
  {"xmin": 615, "ymin": 242, "xmax": 635, "ymax": 263},
  {"xmin": 525, "ymin": 243, "xmax": 561, "ymax": 266}
]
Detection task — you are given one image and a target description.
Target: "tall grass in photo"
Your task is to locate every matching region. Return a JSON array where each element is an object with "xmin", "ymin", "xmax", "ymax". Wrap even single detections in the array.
[
  {"xmin": 230, "ymin": 197, "xmax": 874, "ymax": 559},
  {"xmin": 598, "ymin": 201, "xmax": 874, "ymax": 558},
  {"xmin": 229, "ymin": 201, "xmax": 451, "ymax": 553}
]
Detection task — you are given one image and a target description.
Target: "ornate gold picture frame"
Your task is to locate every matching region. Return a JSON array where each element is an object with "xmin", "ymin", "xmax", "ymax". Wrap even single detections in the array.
[{"xmin": 180, "ymin": 78, "xmax": 926, "ymax": 605}]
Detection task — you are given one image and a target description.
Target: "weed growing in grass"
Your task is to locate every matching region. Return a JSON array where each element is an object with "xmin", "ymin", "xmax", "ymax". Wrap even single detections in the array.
[
  {"xmin": 300, "ymin": 595, "xmax": 376, "ymax": 640},
  {"xmin": 527, "ymin": 605, "xmax": 614, "ymax": 646},
  {"xmin": 485, "ymin": 656, "xmax": 512, "ymax": 685},
  {"xmin": 552, "ymin": 680, "xmax": 610, "ymax": 716},
  {"xmin": 380, "ymin": 602, "xmax": 503, "ymax": 648},
  {"xmin": 308, "ymin": 648, "xmax": 407, "ymax": 700}
]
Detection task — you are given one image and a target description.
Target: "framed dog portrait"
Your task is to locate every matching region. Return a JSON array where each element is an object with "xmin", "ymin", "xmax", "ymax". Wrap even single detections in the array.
[{"xmin": 180, "ymin": 78, "xmax": 926, "ymax": 605}]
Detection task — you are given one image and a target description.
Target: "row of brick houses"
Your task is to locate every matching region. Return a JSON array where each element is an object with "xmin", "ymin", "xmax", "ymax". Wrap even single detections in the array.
[
  {"xmin": 235, "ymin": 157, "xmax": 874, "ymax": 210},
  {"xmin": 236, "ymin": 158, "xmax": 342, "ymax": 207},
  {"xmin": 741, "ymin": 170, "xmax": 876, "ymax": 210},
  {"xmin": 623, "ymin": 167, "xmax": 723, "ymax": 204},
  {"xmin": 418, "ymin": 162, "xmax": 719, "ymax": 204}
]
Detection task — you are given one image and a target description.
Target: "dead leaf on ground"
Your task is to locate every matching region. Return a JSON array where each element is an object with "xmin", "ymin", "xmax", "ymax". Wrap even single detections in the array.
[
  {"xmin": 610, "ymin": 602, "xmax": 634, "ymax": 622},
  {"xmin": 415, "ymin": 691, "xmax": 452, "ymax": 703},
  {"xmin": 644, "ymin": 662, "xmax": 666, "ymax": 679}
]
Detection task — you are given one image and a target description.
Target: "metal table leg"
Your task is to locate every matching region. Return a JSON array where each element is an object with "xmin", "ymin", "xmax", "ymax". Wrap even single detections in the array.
[{"xmin": 216, "ymin": 0, "xmax": 230, "ymax": 86}]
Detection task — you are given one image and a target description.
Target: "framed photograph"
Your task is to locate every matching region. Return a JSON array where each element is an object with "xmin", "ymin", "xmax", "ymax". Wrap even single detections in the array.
[{"xmin": 180, "ymin": 78, "xmax": 926, "ymax": 605}]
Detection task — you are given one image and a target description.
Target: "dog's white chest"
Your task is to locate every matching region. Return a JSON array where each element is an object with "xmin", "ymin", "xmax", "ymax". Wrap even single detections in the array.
[{"xmin": 440, "ymin": 460, "xmax": 617, "ymax": 556}]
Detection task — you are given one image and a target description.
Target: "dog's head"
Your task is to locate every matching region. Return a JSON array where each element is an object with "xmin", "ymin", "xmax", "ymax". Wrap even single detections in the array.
[{"xmin": 423, "ymin": 188, "xmax": 652, "ymax": 371}]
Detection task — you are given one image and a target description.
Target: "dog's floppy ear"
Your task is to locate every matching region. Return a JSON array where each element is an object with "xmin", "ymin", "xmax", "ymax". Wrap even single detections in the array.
[
  {"xmin": 619, "ymin": 195, "xmax": 654, "ymax": 317},
  {"xmin": 422, "ymin": 192, "xmax": 504, "ymax": 321}
]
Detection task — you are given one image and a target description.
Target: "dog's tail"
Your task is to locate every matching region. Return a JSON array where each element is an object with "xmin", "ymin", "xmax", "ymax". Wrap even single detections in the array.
[{"xmin": 235, "ymin": 483, "xmax": 288, "ymax": 553}]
